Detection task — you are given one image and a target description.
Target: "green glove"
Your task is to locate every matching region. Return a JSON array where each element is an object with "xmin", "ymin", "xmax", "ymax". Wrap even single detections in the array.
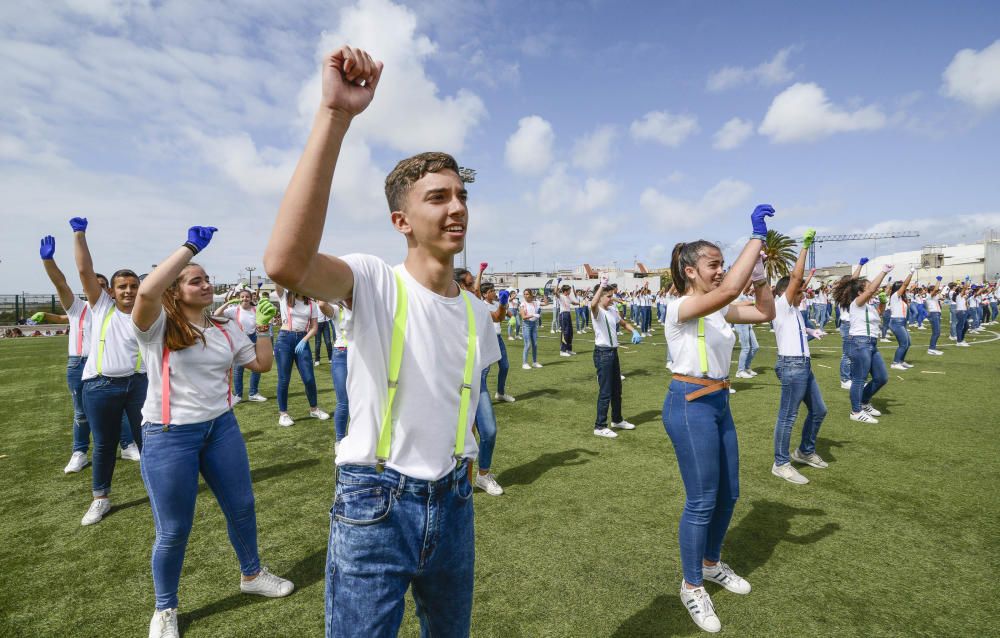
[
  {"xmin": 30, "ymin": 312, "xmax": 45, "ymax": 323},
  {"xmin": 255, "ymin": 298, "xmax": 277, "ymax": 327},
  {"xmin": 224, "ymin": 298, "xmax": 241, "ymax": 306},
  {"xmin": 803, "ymin": 228, "xmax": 816, "ymax": 250},
  {"xmin": 508, "ymin": 316, "xmax": 516, "ymax": 328},
  {"xmin": 878, "ymin": 292, "xmax": 888, "ymax": 304}
]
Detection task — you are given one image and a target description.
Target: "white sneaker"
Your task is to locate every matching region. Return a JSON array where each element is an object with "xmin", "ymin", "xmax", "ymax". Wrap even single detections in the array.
[
  {"xmin": 850, "ymin": 411, "xmax": 878, "ymax": 424},
  {"xmin": 577, "ymin": 330, "xmax": 583, "ymax": 334},
  {"xmin": 611, "ymin": 420, "xmax": 636, "ymax": 430},
  {"xmin": 593, "ymin": 427, "xmax": 618, "ymax": 439},
  {"xmin": 791, "ymin": 449, "xmax": 829, "ymax": 468},
  {"xmin": 522, "ymin": 363, "xmax": 531, "ymax": 370},
  {"xmin": 494, "ymin": 393, "xmax": 516, "ymax": 403},
  {"xmin": 310, "ymin": 408, "xmax": 330, "ymax": 420},
  {"xmin": 148, "ymin": 608, "xmax": 179, "ymax": 638},
  {"xmin": 248, "ymin": 393, "xmax": 268, "ymax": 402},
  {"xmin": 948, "ymin": 335, "xmax": 956, "ymax": 340},
  {"xmin": 747, "ymin": 370, "xmax": 759, "ymax": 377},
  {"xmin": 508, "ymin": 337, "xmax": 515, "ymax": 341},
  {"xmin": 313, "ymin": 360, "xmax": 321, "ymax": 367},
  {"xmin": 475, "ymin": 472, "xmax": 504, "ymax": 496},
  {"xmin": 862, "ymin": 403, "xmax": 882, "ymax": 417},
  {"xmin": 771, "ymin": 463, "xmax": 809, "ymax": 484},
  {"xmin": 956, "ymin": 341, "xmax": 970, "ymax": 347},
  {"xmin": 121, "ymin": 443, "xmax": 141, "ymax": 461},
  {"xmin": 890, "ymin": 363, "xmax": 907, "ymax": 370},
  {"xmin": 532, "ymin": 362, "xmax": 543, "ymax": 368},
  {"xmin": 81, "ymin": 498, "xmax": 111, "ymax": 526},
  {"xmin": 702, "ymin": 561, "xmax": 752, "ymax": 595},
  {"xmin": 240, "ymin": 567, "xmax": 294, "ymax": 598},
  {"xmin": 620, "ymin": 375, "xmax": 626, "ymax": 381},
  {"xmin": 679, "ymin": 584, "xmax": 721, "ymax": 633},
  {"xmin": 840, "ymin": 380, "xmax": 852, "ymax": 390},
  {"xmin": 550, "ymin": 329, "xmax": 556, "ymax": 334},
  {"xmin": 901, "ymin": 362, "xmax": 914, "ymax": 369},
  {"xmin": 729, "ymin": 388, "xmax": 736, "ymax": 394},
  {"xmin": 64, "ymin": 451, "xmax": 89, "ymax": 473},
  {"xmin": 569, "ymin": 351, "xmax": 577, "ymax": 355},
  {"xmin": 560, "ymin": 351, "xmax": 572, "ymax": 357},
  {"xmin": 880, "ymin": 338, "xmax": 892, "ymax": 342},
  {"xmin": 927, "ymin": 349, "xmax": 943, "ymax": 355},
  {"xmin": 278, "ymin": 414, "xmax": 294, "ymax": 427},
  {"xmin": 734, "ymin": 370, "xmax": 752, "ymax": 379},
  {"xmin": 232, "ymin": 396, "xmax": 242, "ymax": 406},
  {"xmin": 916, "ymin": 325, "xmax": 926, "ymax": 330}
]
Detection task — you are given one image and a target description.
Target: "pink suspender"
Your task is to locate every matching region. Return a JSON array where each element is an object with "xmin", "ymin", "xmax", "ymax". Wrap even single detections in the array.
[
  {"xmin": 77, "ymin": 305, "xmax": 88, "ymax": 356},
  {"xmin": 160, "ymin": 320, "xmax": 235, "ymax": 426},
  {"xmin": 284, "ymin": 295, "xmax": 312, "ymax": 332}
]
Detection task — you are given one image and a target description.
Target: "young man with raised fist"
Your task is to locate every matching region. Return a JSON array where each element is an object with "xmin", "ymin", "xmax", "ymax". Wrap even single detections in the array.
[{"xmin": 264, "ymin": 45, "xmax": 500, "ymax": 638}]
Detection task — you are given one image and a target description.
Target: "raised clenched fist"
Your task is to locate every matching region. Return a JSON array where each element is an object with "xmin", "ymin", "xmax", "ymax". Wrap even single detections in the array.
[{"xmin": 321, "ymin": 46, "xmax": 383, "ymax": 119}]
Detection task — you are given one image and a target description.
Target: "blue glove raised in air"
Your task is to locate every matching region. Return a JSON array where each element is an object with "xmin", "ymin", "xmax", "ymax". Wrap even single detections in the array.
[
  {"xmin": 936, "ymin": 276, "xmax": 943, "ymax": 282},
  {"xmin": 498, "ymin": 290, "xmax": 510, "ymax": 305},
  {"xmin": 184, "ymin": 226, "xmax": 218, "ymax": 255},
  {"xmin": 294, "ymin": 339, "xmax": 308, "ymax": 356},
  {"xmin": 750, "ymin": 204, "xmax": 775, "ymax": 236},
  {"xmin": 630, "ymin": 329, "xmax": 642, "ymax": 344},
  {"xmin": 69, "ymin": 217, "xmax": 88, "ymax": 232},
  {"xmin": 859, "ymin": 257, "xmax": 870, "ymax": 266},
  {"xmin": 39, "ymin": 235, "xmax": 56, "ymax": 260}
]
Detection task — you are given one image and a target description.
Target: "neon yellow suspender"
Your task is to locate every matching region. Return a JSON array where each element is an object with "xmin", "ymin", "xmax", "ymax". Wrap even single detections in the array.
[
  {"xmin": 376, "ymin": 273, "xmax": 477, "ymax": 471},
  {"xmin": 338, "ymin": 307, "xmax": 348, "ymax": 346},
  {"xmin": 697, "ymin": 317, "xmax": 709, "ymax": 376},
  {"xmin": 97, "ymin": 307, "xmax": 142, "ymax": 375}
]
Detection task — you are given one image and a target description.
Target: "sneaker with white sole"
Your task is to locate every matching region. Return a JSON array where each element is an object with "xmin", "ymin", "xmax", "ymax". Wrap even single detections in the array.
[
  {"xmin": 560, "ymin": 351, "xmax": 572, "ymax": 357},
  {"xmin": 232, "ymin": 396, "xmax": 242, "ymax": 406},
  {"xmin": 81, "ymin": 498, "xmax": 111, "ymax": 526},
  {"xmin": 522, "ymin": 363, "xmax": 532, "ymax": 370},
  {"xmin": 850, "ymin": 411, "xmax": 878, "ymax": 424},
  {"xmin": 956, "ymin": 341, "xmax": 970, "ymax": 347},
  {"xmin": 593, "ymin": 427, "xmax": 618, "ymax": 439},
  {"xmin": 862, "ymin": 403, "xmax": 882, "ymax": 417},
  {"xmin": 569, "ymin": 351, "xmax": 577, "ymax": 355},
  {"xmin": 494, "ymin": 393, "xmax": 516, "ymax": 403},
  {"xmin": 611, "ymin": 420, "xmax": 636, "ymax": 430},
  {"xmin": 240, "ymin": 567, "xmax": 294, "ymax": 598},
  {"xmin": 475, "ymin": 472, "xmax": 504, "ymax": 496},
  {"xmin": 313, "ymin": 360, "xmax": 321, "ymax": 367},
  {"xmin": 791, "ymin": 449, "xmax": 829, "ymax": 468},
  {"xmin": 121, "ymin": 443, "xmax": 141, "ymax": 462},
  {"xmin": 734, "ymin": 370, "xmax": 752, "ymax": 379},
  {"xmin": 901, "ymin": 362, "xmax": 914, "ymax": 369},
  {"xmin": 729, "ymin": 388, "xmax": 736, "ymax": 394},
  {"xmin": 149, "ymin": 608, "xmax": 179, "ymax": 638},
  {"xmin": 880, "ymin": 338, "xmax": 892, "ymax": 342},
  {"xmin": 532, "ymin": 362, "xmax": 543, "ymax": 368},
  {"xmin": 927, "ymin": 349, "xmax": 943, "ymax": 356},
  {"xmin": 890, "ymin": 363, "xmax": 907, "ymax": 370},
  {"xmin": 278, "ymin": 414, "xmax": 294, "ymax": 427},
  {"xmin": 679, "ymin": 584, "xmax": 721, "ymax": 633},
  {"xmin": 771, "ymin": 463, "xmax": 809, "ymax": 484},
  {"xmin": 310, "ymin": 408, "xmax": 330, "ymax": 420},
  {"xmin": 702, "ymin": 561, "xmax": 752, "ymax": 595},
  {"xmin": 248, "ymin": 393, "xmax": 268, "ymax": 402},
  {"xmin": 748, "ymin": 370, "xmax": 759, "ymax": 377},
  {"xmin": 840, "ymin": 380, "xmax": 852, "ymax": 390},
  {"xmin": 64, "ymin": 451, "xmax": 89, "ymax": 474}
]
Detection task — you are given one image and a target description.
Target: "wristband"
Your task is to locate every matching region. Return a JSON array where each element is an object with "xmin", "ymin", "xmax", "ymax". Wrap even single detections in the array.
[
  {"xmin": 183, "ymin": 242, "xmax": 200, "ymax": 255},
  {"xmin": 256, "ymin": 327, "xmax": 271, "ymax": 335},
  {"xmin": 750, "ymin": 233, "xmax": 767, "ymax": 242},
  {"xmin": 752, "ymin": 278, "xmax": 767, "ymax": 287}
]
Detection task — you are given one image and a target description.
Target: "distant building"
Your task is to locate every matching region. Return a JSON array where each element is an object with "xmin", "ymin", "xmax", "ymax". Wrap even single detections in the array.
[{"xmin": 818, "ymin": 235, "xmax": 1000, "ymax": 285}]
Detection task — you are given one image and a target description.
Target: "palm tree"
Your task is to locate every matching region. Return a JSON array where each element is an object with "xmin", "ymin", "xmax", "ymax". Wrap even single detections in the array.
[{"xmin": 762, "ymin": 230, "xmax": 797, "ymax": 282}]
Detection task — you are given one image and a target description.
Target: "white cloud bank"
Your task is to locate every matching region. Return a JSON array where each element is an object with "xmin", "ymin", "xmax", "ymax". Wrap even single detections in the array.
[
  {"xmin": 630, "ymin": 111, "xmax": 699, "ymax": 147},
  {"xmin": 941, "ymin": 39, "xmax": 1000, "ymax": 110},
  {"xmin": 758, "ymin": 82, "xmax": 886, "ymax": 143},
  {"xmin": 505, "ymin": 115, "xmax": 556, "ymax": 176},
  {"xmin": 707, "ymin": 47, "xmax": 796, "ymax": 92},
  {"xmin": 640, "ymin": 179, "xmax": 753, "ymax": 229},
  {"xmin": 712, "ymin": 117, "xmax": 754, "ymax": 150},
  {"xmin": 571, "ymin": 125, "xmax": 617, "ymax": 172}
]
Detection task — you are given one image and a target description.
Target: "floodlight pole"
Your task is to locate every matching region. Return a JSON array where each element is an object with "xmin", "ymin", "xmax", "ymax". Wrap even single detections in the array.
[{"xmin": 458, "ymin": 166, "xmax": 477, "ymax": 271}]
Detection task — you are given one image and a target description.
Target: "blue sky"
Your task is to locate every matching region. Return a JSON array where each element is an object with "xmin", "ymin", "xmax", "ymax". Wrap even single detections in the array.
[{"xmin": 2, "ymin": 0, "xmax": 998, "ymax": 290}]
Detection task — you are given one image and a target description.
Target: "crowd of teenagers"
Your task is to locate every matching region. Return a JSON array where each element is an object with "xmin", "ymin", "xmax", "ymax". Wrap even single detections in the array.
[{"xmin": 30, "ymin": 46, "xmax": 997, "ymax": 637}]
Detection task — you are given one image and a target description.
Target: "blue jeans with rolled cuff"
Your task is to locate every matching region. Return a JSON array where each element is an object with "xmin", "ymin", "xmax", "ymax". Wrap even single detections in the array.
[
  {"xmin": 734, "ymin": 324, "xmax": 759, "ymax": 372},
  {"xmin": 847, "ymin": 336, "xmax": 888, "ymax": 413},
  {"xmin": 773, "ymin": 356, "xmax": 826, "ymax": 466},
  {"xmin": 331, "ymin": 347, "xmax": 349, "ymax": 441},
  {"xmin": 83, "ymin": 373, "xmax": 147, "ymax": 497},
  {"xmin": 888, "ymin": 318, "xmax": 911, "ymax": 363},
  {"xmin": 275, "ymin": 330, "xmax": 318, "ymax": 412},
  {"xmin": 522, "ymin": 319, "xmax": 538, "ymax": 364},
  {"xmin": 955, "ymin": 310, "xmax": 969, "ymax": 343},
  {"xmin": 232, "ymin": 332, "xmax": 262, "ymax": 399},
  {"xmin": 494, "ymin": 335, "xmax": 509, "ymax": 396},
  {"xmin": 68, "ymin": 356, "xmax": 133, "ymax": 453}
]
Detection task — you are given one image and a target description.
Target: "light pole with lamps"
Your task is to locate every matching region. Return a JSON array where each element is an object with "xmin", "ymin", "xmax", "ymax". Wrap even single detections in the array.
[
  {"xmin": 246, "ymin": 266, "xmax": 256, "ymax": 288},
  {"xmin": 457, "ymin": 166, "xmax": 476, "ymax": 270}
]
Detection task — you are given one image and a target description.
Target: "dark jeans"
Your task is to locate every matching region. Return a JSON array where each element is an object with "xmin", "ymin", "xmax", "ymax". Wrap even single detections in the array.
[
  {"xmin": 275, "ymin": 330, "xmax": 318, "ymax": 412},
  {"xmin": 140, "ymin": 410, "xmax": 260, "ymax": 610},
  {"xmin": 559, "ymin": 311, "xmax": 573, "ymax": 352},
  {"xmin": 928, "ymin": 312, "xmax": 942, "ymax": 350},
  {"xmin": 331, "ymin": 347, "xmax": 349, "ymax": 441},
  {"xmin": 315, "ymin": 321, "xmax": 334, "ymax": 362},
  {"xmin": 232, "ymin": 332, "xmax": 262, "ymax": 399},
  {"xmin": 888, "ymin": 318, "xmax": 911, "ymax": 363},
  {"xmin": 68, "ymin": 356, "xmax": 133, "ymax": 453},
  {"xmin": 955, "ymin": 310, "xmax": 969, "ymax": 342},
  {"xmin": 83, "ymin": 373, "xmax": 148, "ymax": 497},
  {"xmin": 493, "ymin": 335, "xmax": 509, "ymax": 395},
  {"xmin": 593, "ymin": 346, "xmax": 623, "ymax": 428},
  {"xmin": 773, "ymin": 356, "xmax": 826, "ymax": 465},
  {"xmin": 847, "ymin": 336, "xmax": 888, "ymax": 413}
]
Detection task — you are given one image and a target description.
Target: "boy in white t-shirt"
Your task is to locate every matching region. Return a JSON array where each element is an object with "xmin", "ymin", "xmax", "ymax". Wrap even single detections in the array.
[
  {"xmin": 263, "ymin": 46, "xmax": 500, "ymax": 638},
  {"xmin": 589, "ymin": 278, "xmax": 642, "ymax": 438}
]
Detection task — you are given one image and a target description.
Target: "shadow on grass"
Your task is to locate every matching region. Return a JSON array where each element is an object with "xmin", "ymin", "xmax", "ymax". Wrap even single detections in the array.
[
  {"xmin": 242, "ymin": 430, "xmax": 264, "ymax": 443},
  {"xmin": 612, "ymin": 594, "xmax": 700, "ymax": 637},
  {"xmin": 495, "ymin": 448, "xmax": 598, "ymax": 487},
  {"xmin": 815, "ymin": 437, "xmax": 847, "ymax": 464},
  {"xmin": 630, "ymin": 409, "xmax": 662, "ymax": 426},
  {"xmin": 514, "ymin": 387, "xmax": 560, "ymax": 401},
  {"xmin": 179, "ymin": 547, "xmax": 326, "ymax": 632},
  {"xmin": 622, "ymin": 368, "xmax": 651, "ymax": 378}
]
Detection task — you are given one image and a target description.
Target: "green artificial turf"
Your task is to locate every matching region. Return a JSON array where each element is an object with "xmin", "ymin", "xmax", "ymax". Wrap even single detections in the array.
[{"xmin": 1, "ymin": 322, "xmax": 998, "ymax": 637}]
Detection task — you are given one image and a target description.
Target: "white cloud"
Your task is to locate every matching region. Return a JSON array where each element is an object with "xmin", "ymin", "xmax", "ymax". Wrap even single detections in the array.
[
  {"xmin": 707, "ymin": 47, "xmax": 796, "ymax": 92},
  {"xmin": 712, "ymin": 117, "xmax": 754, "ymax": 150},
  {"xmin": 571, "ymin": 125, "xmax": 617, "ymax": 172},
  {"xmin": 640, "ymin": 179, "xmax": 753, "ymax": 229},
  {"xmin": 941, "ymin": 39, "xmax": 1000, "ymax": 110},
  {"xmin": 630, "ymin": 111, "xmax": 699, "ymax": 147},
  {"xmin": 505, "ymin": 115, "xmax": 556, "ymax": 176},
  {"xmin": 758, "ymin": 82, "xmax": 886, "ymax": 143},
  {"xmin": 537, "ymin": 164, "xmax": 616, "ymax": 214}
]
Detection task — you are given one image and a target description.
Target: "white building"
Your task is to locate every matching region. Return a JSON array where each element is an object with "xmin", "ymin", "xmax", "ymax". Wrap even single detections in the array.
[{"xmin": 856, "ymin": 239, "xmax": 1000, "ymax": 284}]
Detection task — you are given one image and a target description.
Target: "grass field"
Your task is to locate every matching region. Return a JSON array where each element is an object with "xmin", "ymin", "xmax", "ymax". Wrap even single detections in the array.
[{"xmin": 1, "ymin": 321, "xmax": 998, "ymax": 637}]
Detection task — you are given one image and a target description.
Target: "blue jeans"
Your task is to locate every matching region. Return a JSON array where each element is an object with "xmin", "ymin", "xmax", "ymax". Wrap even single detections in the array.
[
  {"xmin": 82, "ymin": 373, "xmax": 147, "ymax": 497},
  {"xmin": 948, "ymin": 304, "xmax": 957, "ymax": 338},
  {"xmin": 928, "ymin": 312, "xmax": 942, "ymax": 350},
  {"xmin": 888, "ymin": 318, "xmax": 910, "ymax": 363},
  {"xmin": 955, "ymin": 310, "xmax": 969, "ymax": 342},
  {"xmin": 973, "ymin": 306, "xmax": 982, "ymax": 329},
  {"xmin": 522, "ymin": 319, "xmax": 538, "ymax": 364},
  {"xmin": 559, "ymin": 311, "xmax": 573, "ymax": 352},
  {"xmin": 493, "ymin": 335, "xmax": 509, "ymax": 395},
  {"xmin": 734, "ymin": 324, "xmax": 759, "ymax": 371},
  {"xmin": 575, "ymin": 307, "xmax": 586, "ymax": 331},
  {"xmin": 642, "ymin": 306, "xmax": 652, "ymax": 333},
  {"xmin": 67, "ymin": 356, "xmax": 133, "ymax": 453},
  {"xmin": 140, "ymin": 410, "xmax": 261, "ymax": 610},
  {"xmin": 847, "ymin": 337, "xmax": 888, "ymax": 413},
  {"xmin": 838, "ymin": 322, "xmax": 851, "ymax": 382},
  {"xmin": 800, "ymin": 310, "xmax": 815, "ymax": 330},
  {"xmin": 507, "ymin": 313, "xmax": 521, "ymax": 339},
  {"xmin": 773, "ymin": 357, "xmax": 826, "ymax": 465},
  {"xmin": 331, "ymin": 347, "xmax": 349, "ymax": 441},
  {"xmin": 315, "ymin": 321, "xmax": 334, "ymax": 362},
  {"xmin": 232, "ymin": 332, "xmax": 262, "ymax": 399},
  {"xmin": 594, "ymin": 346, "xmax": 623, "ymax": 428},
  {"xmin": 880, "ymin": 310, "xmax": 891, "ymax": 338},
  {"xmin": 663, "ymin": 379, "xmax": 739, "ymax": 586},
  {"xmin": 475, "ymin": 367, "xmax": 498, "ymax": 471},
  {"xmin": 325, "ymin": 462, "xmax": 474, "ymax": 638},
  {"xmin": 583, "ymin": 305, "xmax": 591, "ymax": 327},
  {"xmin": 275, "ymin": 330, "xmax": 318, "ymax": 412}
]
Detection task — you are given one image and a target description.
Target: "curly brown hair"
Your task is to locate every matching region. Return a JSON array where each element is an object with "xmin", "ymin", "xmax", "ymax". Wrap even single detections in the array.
[{"xmin": 384, "ymin": 152, "xmax": 461, "ymax": 212}]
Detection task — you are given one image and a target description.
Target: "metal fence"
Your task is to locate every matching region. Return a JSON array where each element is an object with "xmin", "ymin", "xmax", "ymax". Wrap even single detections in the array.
[{"xmin": 0, "ymin": 294, "xmax": 87, "ymax": 325}]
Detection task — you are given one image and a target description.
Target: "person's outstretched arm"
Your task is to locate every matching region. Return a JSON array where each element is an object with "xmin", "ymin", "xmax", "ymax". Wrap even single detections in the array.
[
  {"xmin": 134, "ymin": 227, "xmax": 218, "ymax": 331},
  {"xmin": 71, "ymin": 218, "xmax": 103, "ymax": 306},
  {"xmin": 39, "ymin": 236, "xmax": 78, "ymax": 311},
  {"xmin": 853, "ymin": 257, "xmax": 868, "ymax": 279}
]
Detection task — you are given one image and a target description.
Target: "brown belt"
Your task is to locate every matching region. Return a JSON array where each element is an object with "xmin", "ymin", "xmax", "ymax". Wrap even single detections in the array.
[{"xmin": 672, "ymin": 374, "xmax": 731, "ymax": 401}]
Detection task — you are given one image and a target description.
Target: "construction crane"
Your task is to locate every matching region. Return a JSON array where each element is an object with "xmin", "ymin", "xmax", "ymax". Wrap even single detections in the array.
[{"xmin": 808, "ymin": 231, "xmax": 920, "ymax": 270}]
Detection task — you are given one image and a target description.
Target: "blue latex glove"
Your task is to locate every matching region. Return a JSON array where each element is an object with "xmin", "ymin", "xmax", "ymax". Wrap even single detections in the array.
[
  {"xmin": 294, "ymin": 339, "xmax": 307, "ymax": 356},
  {"xmin": 39, "ymin": 235, "xmax": 56, "ymax": 260},
  {"xmin": 630, "ymin": 329, "xmax": 642, "ymax": 344},
  {"xmin": 498, "ymin": 290, "xmax": 510, "ymax": 305},
  {"xmin": 936, "ymin": 276, "xmax": 943, "ymax": 282},
  {"xmin": 69, "ymin": 217, "xmax": 88, "ymax": 232},
  {"xmin": 185, "ymin": 226, "xmax": 218, "ymax": 254},
  {"xmin": 859, "ymin": 257, "xmax": 869, "ymax": 266},
  {"xmin": 750, "ymin": 204, "xmax": 775, "ymax": 236}
]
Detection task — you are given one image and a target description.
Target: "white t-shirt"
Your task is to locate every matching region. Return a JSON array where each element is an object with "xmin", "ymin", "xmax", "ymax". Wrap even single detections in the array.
[
  {"xmin": 593, "ymin": 305, "xmax": 621, "ymax": 348},
  {"xmin": 926, "ymin": 293, "xmax": 941, "ymax": 313},
  {"xmin": 278, "ymin": 291, "xmax": 318, "ymax": 332},
  {"xmin": 333, "ymin": 303, "xmax": 352, "ymax": 348},
  {"xmin": 486, "ymin": 300, "xmax": 503, "ymax": 335},
  {"xmin": 82, "ymin": 291, "xmax": 147, "ymax": 380},
  {"xmin": 889, "ymin": 292, "xmax": 905, "ymax": 318},
  {"xmin": 839, "ymin": 304, "xmax": 851, "ymax": 323},
  {"xmin": 774, "ymin": 296, "xmax": 810, "ymax": 357},
  {"xmin": 135, "ymin": 311, "xmax": 255, "ymax": 425},
  {"xmin": 557, "ymin": 292, "xmax": 577, "ymax": 312},
  {"xmin": 955, "ymin": 294, "xmax": 968, "ymax": 311},
  {"xmin": 521, "ymin": 300, "xmax": 541, "ymax": 321},
  {"xmin": 665, "ymin": 297, "xmax": 735, "ymax": 379},
  {"xmin": 335, "ymin": 255, "xmax": 501, "ymax": 481},
  {"xmin": 66, "ymin": 298, "xmax": 92, "ymax": 358},
  {"xmin": 850, "ymin": 297, "xmax": 882, "ymax": 337},
  {"xmin": 222, "ymin": 304, "xmax": 257, "ymax": 335}
]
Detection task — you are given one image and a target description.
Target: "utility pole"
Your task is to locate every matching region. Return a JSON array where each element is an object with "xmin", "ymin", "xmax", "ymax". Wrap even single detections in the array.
[
  {"xmin": 246, "ymin": 265, "xmax": 256, "ymax": 288},
  {"xmin": 530, "ymin": 241, "xmax": 538, "ymax": 272}
]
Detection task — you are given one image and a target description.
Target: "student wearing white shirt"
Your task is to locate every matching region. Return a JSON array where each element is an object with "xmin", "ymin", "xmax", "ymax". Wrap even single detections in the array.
[
  {"xmin": 215, "ymin": 289, "xmax": 269, "ymax": 402},
  {"xmin": 471, "ymin": 282, "xmax": 511, "ymax": 496},
  {"xmin": 887, "ymin": 268, "xmax": 915, "ymax": 370},
  {"xmin": 662, "ymin": 206, "xmax": 776, "ymax": 634},
  {"xmin": 835, "ymin": 259, "xmax": 867, "ymax": 389},
  {"xmin": 263, "ymin": 46, "xmax": 501, "ymax": 638},
  {"xmin": 320, "ymin": 300, "xmax": 352, "ymax": 446},
  {"xmin": 557, "ymin": 284, "xmax": 579, "ymax": 355},
  {"xmin": 769, "ymin": 232, "xmax": 829, "ymax": 485},
  {"xmin": 833, "ymin": 263, "xmax": 894, "ymax": 423},
  {"xmin": 733, "ymin": 287, "xmax": 760, "ymax": 379},
  {"xmin": 133, "ymin": 227, "xmax": 293, "ymax": 638},
  {"xmin": 71, "ymin": 217, "xmax": 148, "ymax": 526},
  {"xmin": 314, "ymin": 302, "xmax": 334, "ymax": 365},
  {"xmin": 926, "ymin": 280, "xmax": 945, "ymax": 355},
  {"xmin": 952, "ymin": 284, "xmax": 971, "ymax": 345},
  {"xmin": 520, "ymin": 289, "xmax": 542, "ymax": 368},
  {"xmin": 273, "ymin": 285, "xmax": 328, "ymax": 426},
  {"xmin": 589, "ymin": 278, "xmax": 642, "ymax": 439},
  {"xmin": 507, "ymin": 290, "xmax": 522, "ymax": 340}
]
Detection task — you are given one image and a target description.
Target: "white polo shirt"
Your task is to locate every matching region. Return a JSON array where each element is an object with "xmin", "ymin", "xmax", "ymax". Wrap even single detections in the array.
[
  {"xmin": 774, "ymin": 296, "xmax": 810, "ymax": 357},
  {"xmin": 850, "ymin": 297, "xmax": 882, "ymax": 337},
  {"xmin": 665, "ymin": 296, "xmax": 735, "ymax": 379},
  {"xmin": 593, "ymin": 305, "xmax": 621, "ymax": 348}
]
